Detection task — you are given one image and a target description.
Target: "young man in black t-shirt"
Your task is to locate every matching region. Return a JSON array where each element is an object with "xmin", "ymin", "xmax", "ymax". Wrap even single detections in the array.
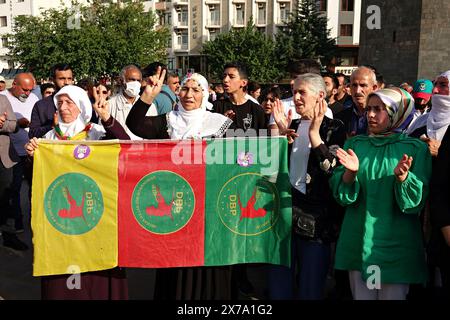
[{"xmin": 212, "ymin": 62, "xmax": 267, "ymax": 134}]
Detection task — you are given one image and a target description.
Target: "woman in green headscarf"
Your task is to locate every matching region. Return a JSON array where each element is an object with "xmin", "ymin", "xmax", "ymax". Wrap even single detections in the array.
[{"xmin": 330, "ymin": 87, "xmax": 431, "ymax": 300}]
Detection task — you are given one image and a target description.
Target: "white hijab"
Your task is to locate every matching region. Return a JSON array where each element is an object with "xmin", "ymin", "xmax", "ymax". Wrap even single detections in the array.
[
  {"xmin": 427, "ymin": 71, "xmax": 450, "ymax": 141},
  {"xmin": 45, "ymin": 85, "xmax": 105, "ymax": 140},
  {"xmin": 167, "ymin": 73, "xmax": 231, "ymax": 139}
]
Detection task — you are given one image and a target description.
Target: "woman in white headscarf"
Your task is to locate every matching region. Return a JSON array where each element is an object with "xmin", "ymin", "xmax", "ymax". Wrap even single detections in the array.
[
  {"xmin": 126, "ymin": 72, "xmax": 232, "ymax": 140},
  {"xmin": 126, "ymin": 70, "xmax": 234, "ymax": 300},
  {"xmin": 25, "ymin": 85, "xmax": 130, "ymax": 300}
]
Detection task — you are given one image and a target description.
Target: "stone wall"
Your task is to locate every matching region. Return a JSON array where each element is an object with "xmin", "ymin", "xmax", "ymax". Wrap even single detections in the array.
[
  {"xmin": 358, "ymin": 0, "xmax": 422, "ymax": 85},
  {"xmin": 418, "ymin": 0, "xmax": 450, "ymax": 79}
]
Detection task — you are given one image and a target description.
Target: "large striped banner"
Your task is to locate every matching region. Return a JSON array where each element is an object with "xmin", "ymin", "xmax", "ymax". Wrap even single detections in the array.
[{"xmin": 31, "ymin": 137, "xmax": 291, "ymax": 276}]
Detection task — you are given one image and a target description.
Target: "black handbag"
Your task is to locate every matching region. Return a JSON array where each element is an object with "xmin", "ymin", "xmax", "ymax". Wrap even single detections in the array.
[{"xmin": 292, "ymin": 205, "xmax": 325, "ymax": 239}]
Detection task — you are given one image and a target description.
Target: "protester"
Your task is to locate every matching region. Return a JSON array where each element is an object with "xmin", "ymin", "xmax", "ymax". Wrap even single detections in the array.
[
  {"xmin": 330, "ymin": 87, "xmax": 430, "ymax": 300},
  {"xmin": 127, "ymin": 69, "xmax": 233, "ymax": 299},
  {"xmin": 25, "ymin": 85, "xmax": 130, "ymax": 299}
]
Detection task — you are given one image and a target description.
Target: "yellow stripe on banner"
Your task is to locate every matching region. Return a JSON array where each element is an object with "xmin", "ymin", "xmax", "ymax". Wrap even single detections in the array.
[{"xmin": 31, "ymin": 140, "xmax": 120, "ymax": 276}]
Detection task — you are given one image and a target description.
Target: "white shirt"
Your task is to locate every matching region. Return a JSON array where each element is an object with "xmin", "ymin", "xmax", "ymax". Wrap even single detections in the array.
[
  {"xmin": 1, "ymin": 90, "xmax": 39, "ymax": 156},
  {"xmin": 245, "ymin": 93, "xmax": 260, "ymax": 105},
  {"xmin": 289, "ymin": 120, "xmax": 312, "ymax": 194}
]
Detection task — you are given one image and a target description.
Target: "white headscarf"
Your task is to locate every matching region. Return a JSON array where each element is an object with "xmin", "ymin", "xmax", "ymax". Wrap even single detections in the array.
[
  {"xmin": 45, "ymin": 85, "xmax": 105, "ymax": 140},
  {"xmin": 168, "ymin": 73, "xmax": 231, "ymax": 140},
  {"xmin": 427, "ymin": 70, "xmax": 450, "ymax": 141}
]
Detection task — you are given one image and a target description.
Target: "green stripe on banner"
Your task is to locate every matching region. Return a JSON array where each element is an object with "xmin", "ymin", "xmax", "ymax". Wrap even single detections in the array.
[{"xmin": 204, "ymin": 137, "xmax": 291, "ymax": 267}]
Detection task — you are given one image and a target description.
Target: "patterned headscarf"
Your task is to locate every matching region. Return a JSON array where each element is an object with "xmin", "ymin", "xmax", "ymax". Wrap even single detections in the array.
[{"xmin": 369, "ymin": 87, "xmax": 415, "ymax": 134}]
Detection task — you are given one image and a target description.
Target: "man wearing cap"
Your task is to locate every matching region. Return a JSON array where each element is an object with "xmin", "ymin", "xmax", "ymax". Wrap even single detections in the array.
[
  {"xmin": 405, "ymin": 79, "xmax": 433, "ymax": 136},
  {"xmin": 0, "ymin": 76, "xmax": 6, "ymax": 92}
]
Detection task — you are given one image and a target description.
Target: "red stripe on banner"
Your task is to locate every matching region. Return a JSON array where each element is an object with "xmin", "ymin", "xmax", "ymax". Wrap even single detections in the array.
[{"xmin": 118, "ymin": 140, "xmax": 206, "ymax": 268}]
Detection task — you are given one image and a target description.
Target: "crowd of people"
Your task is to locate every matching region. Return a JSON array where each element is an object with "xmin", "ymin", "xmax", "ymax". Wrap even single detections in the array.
[{"xmin": 0, "ymin": 59, "xmax": 450, "ymax": 301}]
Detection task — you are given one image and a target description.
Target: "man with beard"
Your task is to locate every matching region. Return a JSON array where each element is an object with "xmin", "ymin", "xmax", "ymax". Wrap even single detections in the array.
[
  {"xmin": 29, "ymin": 64, "xmax": 74, "ymax": 138},
  {"xmin": 405, "ymin": 79, "xmax": 433, "ymax": 136}
]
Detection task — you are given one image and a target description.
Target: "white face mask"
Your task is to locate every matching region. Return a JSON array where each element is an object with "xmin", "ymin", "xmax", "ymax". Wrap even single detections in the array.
[
  {"xmin": 18, "ymin": 94, "xmax": 28, "ymax": 102},
  {"xmin": 124, "ymin": 81, "xmax": 141, "ymax": 98}
]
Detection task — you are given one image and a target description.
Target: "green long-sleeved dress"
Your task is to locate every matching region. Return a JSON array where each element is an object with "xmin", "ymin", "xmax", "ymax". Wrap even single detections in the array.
[{"xmin": 330, "ymin": 133, "xmax": 431, "ymax": 284}]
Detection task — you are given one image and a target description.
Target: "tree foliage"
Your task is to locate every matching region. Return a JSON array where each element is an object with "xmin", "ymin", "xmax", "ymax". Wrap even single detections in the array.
[
  {"xmin": 7, "ymin": 0, "xmax": 169, "ymax": 79},
  {"xmin": 275, "ymin": 0, "xmax": 336, "ymax": 75},
  {"xmin": 202, "ymin": 20, "xmax": 283, "ymax": 83}
]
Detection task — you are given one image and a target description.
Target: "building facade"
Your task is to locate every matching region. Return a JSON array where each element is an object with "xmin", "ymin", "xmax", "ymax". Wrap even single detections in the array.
[
  {"xmin": 359, "ymin": 0, "xmax": 450, "ymax": 85},
  {"xmin": 0, "ymin": 0, "xmax": 362, "ymax": 77}
]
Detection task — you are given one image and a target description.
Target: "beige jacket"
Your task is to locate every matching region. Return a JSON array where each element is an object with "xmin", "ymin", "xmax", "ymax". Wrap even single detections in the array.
[{"xmin": 0, "ymin": 95, "xmax": 19, "ymax": 168}]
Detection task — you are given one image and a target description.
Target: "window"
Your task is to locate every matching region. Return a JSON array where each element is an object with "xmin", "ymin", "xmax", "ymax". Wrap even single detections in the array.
[
  {"xmin": 279, "ymin": 3, "xmax": 290, "ymax": 21},
  {"xmin": 177, "ymin": 32, "xmax": 188, "ymax": 49},
  {"xmin": 209, "ymin": 29, "xmax": 218, "ymax": 41},
  {"xmin": 1, "ymin": 36, "xmax": 7, "ymax": 47},
  {"xmin": 235, "ymin": 4, "xmax": 244, "ymax": 25},
  {"xmin": 0, "ymin": 16, "xmax": 7, "ymax": 27},
  {"xmin": 177, "ymin": 9, "xmax": 188, "ymax": 26},
  {"xmin": 257, "ymin": 3, "xmax": 266, "ymax": 25},
  {"xmin": 317, "ymin": 0, "xmax": 327, "ymax": 11},
  {"xmin": 209, "ymin": 5, "xmax": 220, "ymax": 25},
  {"xmin": 0, "ymin": 0, "xmax": 6, "ymax": 4},
  {"xmin": 341, "ymin": 0, "xmax": 354, "ymax": 11},
  {"xmin": 340, "ymin": 24, "xmax": 353, "ymax": 36}
]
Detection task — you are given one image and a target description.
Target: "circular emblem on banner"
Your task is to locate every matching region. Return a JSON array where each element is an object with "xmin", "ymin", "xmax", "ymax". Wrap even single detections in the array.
[
  {"xmin": 217, "ymin": 173, "xmax": 279, "ymax": 236},
  {"xmin": 73, "ymin": 144, "xmax": 91, "ymax": 160},
  {"xmin": 44, "ymin": 173, "xmax": 104, "ymax": 235},
  {"xmin": 131, "ymin": 170, "xmax": 195, "ymax": 234}
]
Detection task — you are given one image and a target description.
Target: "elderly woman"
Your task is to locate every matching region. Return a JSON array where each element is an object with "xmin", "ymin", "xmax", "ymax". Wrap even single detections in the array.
[
  {"xmin": 25, "ymin": 85, "xmax": 130, "ymax": 300},
  {"xmin": 270, "ymin": 73, "xmax": 346, "ymax": 300},
  {"xmin": 330, "ymin": 88, "xmax": 431, "ymax": 300},
  {"xmin": 126, "ymin": 72, "xmax": 232, "ymax": 140},
  {"xmin": 126, "ymin": 71, "xmax": 233, "ymax": 299}
]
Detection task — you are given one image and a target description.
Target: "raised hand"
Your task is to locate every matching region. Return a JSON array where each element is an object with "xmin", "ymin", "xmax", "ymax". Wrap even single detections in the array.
[
  {"xmin": 92, "ymin": 85, "xmax": 110, "ymax": 122},
  {"xmin": 420, "ymin": 135, "xmax": 440, "ymax": 157},
  {"xmin": 394, "ymin": 154, "xmax": 413, "ymax": 182},
  {"xmin": 310, "ymin": 99, "xmax": 327, "ymax": 133},
  {"xmin": 0, "ymin": 112, "xmax": 7, "ymax": 129},
  {"xmin": 53, "ymin": 112, "xmax": 58, "ymax": 128},
  {"xmin": 141, "ymin": 66, "xmax": 166, "ymax": 105},
  {"xmin": 309, "ymin": 99, "xmax": 327, "ymax": 148},
  {"xmin": 224, "ymin": 109, "xmax": 236, "ymax": 120},
  {"xmin": 337, "ymin": 148, "xmax": 359, "ymax": 172}
]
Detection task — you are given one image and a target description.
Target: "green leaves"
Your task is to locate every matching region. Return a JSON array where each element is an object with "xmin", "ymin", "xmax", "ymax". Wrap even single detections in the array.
[
  {"xmin": 203, "ymin": 0, "xmax": 336, "ymax": 83},
  {"xmin": 275, "ymin": 0, "xmax": 336, "ymax": 73},
  {"xmin": 202, "ymin": 21, "xmax": 283, "ymax": 84},
  {"xmin": 7, "ymin": 0, "xmax": 169, "ymax": 80}
]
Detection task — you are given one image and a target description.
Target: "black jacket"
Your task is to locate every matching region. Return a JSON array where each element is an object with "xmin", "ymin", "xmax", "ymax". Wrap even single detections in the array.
[{"xmin": 288, "ymin": 116, "xmax": 346, "ymax": 242}]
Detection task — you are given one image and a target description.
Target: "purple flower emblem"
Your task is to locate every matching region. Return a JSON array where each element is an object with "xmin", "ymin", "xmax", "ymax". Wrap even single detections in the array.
[
  {"xmin": 237, "ymin": 152, "xmax": 254, "ymax": 167},
  {"xmin": 73, "ymin": 144, "xmax": 91, "ymax": 160}
]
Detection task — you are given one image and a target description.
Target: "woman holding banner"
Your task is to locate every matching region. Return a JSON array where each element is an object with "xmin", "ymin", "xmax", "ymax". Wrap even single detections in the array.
[
  {"xmin": 25, "ymin": 85, "xmax": 130, "ymax": 300},
  {"xmin": 126, "ymin": 69, "xmax": 234, "ymax": 299}
]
